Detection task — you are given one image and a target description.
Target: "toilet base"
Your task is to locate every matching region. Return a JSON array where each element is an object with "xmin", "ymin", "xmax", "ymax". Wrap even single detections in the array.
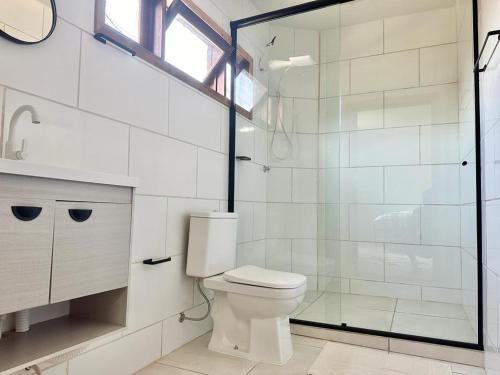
[{"xmin": 207, "ymin": 291, "xmax": 294, "ymax": 365}]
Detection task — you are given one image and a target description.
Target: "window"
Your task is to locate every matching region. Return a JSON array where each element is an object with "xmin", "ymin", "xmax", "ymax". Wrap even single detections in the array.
[{"xmin": 95, "ymin": 0, "xmax": 253, "ymax": 118}]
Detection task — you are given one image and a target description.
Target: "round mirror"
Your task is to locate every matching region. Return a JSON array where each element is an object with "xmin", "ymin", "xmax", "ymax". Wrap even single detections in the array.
[{"xmin": 0, "ymin": 0, "xmax": 57, "ymax": 44}]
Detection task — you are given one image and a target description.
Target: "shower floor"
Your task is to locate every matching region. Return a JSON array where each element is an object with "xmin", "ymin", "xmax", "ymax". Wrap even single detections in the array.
[{"xmin": 292, "ymin": 291, "xmax": 477, "ymax": 344}]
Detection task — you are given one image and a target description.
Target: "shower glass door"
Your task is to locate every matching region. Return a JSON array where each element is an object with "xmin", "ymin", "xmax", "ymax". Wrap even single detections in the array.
[{"xmin": 232, "ymin": 0, "xmax": 479, "ymax": 347}]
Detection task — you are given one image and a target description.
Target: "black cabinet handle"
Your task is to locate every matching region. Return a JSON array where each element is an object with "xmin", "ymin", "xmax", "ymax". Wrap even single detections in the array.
[
  {"xmin": 68, "ymin": 209, "xmax": 93, "ymax": 222},
  {"xmin": 143, "ymin": 257, "xmax": 172, "ymax": 266},
  {"xmin": 11, "ymin": 206, "xmax": 42, "ymax": 221}
]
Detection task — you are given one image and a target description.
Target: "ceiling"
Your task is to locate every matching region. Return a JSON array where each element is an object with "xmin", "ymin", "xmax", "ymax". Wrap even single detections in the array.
[{"xmin": 250, "ymin": 0, "xmax": 456, "ymax": 29}]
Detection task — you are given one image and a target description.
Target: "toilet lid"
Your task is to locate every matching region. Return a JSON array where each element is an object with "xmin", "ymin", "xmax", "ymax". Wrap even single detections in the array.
[{"xmin": 223, "ymin": 265, "xmax": 307, "ymax": 289}]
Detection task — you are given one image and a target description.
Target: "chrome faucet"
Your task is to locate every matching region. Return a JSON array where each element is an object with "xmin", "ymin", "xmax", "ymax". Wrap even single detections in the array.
[{"xmin": 5, "ymin": 105, "xmax": 41, "ymax": 160}]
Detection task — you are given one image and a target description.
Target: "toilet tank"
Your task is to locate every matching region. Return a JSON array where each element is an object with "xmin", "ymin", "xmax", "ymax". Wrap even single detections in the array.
[{"xmin": 186, "ymin": 212, "xmax": 239, "ymax": 278}]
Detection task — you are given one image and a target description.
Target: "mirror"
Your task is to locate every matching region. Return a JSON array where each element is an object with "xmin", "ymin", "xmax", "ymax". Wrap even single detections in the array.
[{"xmin": 0, "ymin": 0, "xmax": 57, "ymax": 44}]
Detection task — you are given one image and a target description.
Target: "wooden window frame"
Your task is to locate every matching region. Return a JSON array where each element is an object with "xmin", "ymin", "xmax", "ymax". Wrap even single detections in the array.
[{"xmin": 94, "ymin": 0, "xmax": 253, "ymax": 119}]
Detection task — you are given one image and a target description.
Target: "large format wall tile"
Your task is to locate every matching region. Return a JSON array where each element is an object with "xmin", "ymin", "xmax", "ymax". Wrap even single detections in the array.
[
  {"xmin": 385, "ymin": 244, "xmax": 461, "ymax": 289},
  {"xmin": 129, "ymin": 128, "xmax": 197, "ymax": 196},
  {"xmin": 340, "ymin": 20, "xmax": 383, "ymax": 60},
  {"xmin": 0, "ymin": 20, "xmax": 80, "ymax": 106},
  {"xmin": 384, "ymin": 84, "xmax": 459, "ymax": 128},
  {"xmin": 420, "ymin": 124, "xmax": 460, "ymax": 164},
  {"xmin": 384, "ymin": 165, "xmax": 460, "ymax": 205},
  {"xmin": 421, "ymin": 205, "xmax": 461, "ymax": 247},
  {"xmin": 340, "ymin": 241, "xmax": 384, "ymax": 281},
  {"xmin": 349, "ymin": 127, "xmax": 420, "ymax": 167},
  {"xmin": 79, "ymin": 34, "xmax": 169, "ymax": 134},
  {"xmin": 197, "ymin": 148, "xmax": 226, "ymax": 200},
  {"xmin": 339, "ymin": 167, "xmax": 384, "ymax": 204},
  {"xmin": 169, "ymin": 80, "xmax": 222, "ymax": 151},
  {"xmin": 420, "ymin": 44, "xmax": 458, "ymax": 86},
  {"xmin": 267, "ymin": 203, "xmax": 317, "ymax": 239},
  {"xmin": 350, "ymin": 50, "xmax": 419, "ymax": 94},
  {"xmin": 384, "ymin": 7, "xmax": 456, "ymax": 52}
]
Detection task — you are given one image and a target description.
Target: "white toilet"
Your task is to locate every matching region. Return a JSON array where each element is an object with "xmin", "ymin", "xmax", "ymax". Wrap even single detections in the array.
[{"xmin": 186, "ymin": 212, "xmax": 307, "ymax": 365}]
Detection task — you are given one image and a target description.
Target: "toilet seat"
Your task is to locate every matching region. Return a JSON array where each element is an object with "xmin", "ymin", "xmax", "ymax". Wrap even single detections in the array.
[{"xmin": 204, "ymin": 266, "xmax": 307, "ymax": 299}]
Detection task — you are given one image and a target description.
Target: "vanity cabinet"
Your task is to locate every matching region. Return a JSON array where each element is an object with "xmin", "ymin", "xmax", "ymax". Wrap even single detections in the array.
[
  {"xmin": 0, "ymin": 161, "xmax": 138, "ymax": 375},
  {"xmin": 51, "ymin": 202, "xmax": 131, "ymax": 303},
  {"xmin": 0, "ymin": 198, "xmax": 54, "ymax": 315}
]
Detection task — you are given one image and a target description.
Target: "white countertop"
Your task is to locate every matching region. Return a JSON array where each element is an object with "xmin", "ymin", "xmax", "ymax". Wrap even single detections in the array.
[{"xmin": 0, "ymin": 159, "xmax": 139, "ymax": 187}]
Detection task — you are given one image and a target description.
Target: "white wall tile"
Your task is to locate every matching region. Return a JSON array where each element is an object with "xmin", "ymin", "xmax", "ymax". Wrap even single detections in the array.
[
  {"xmin": 278, "ymin": 65, "xmax": 319, "ymax": 100},
  {"xmin": 349, "ymin": 204, "xmax": 421, "ymax": 244},
  {"xmin": 236, "ymin": 116, "xmax": 254, "ymax": 158},
  {"xmin": 79, "ymin": 34, "xmax": 169, "ymax": 133},
  {"xmin": 166, "ymin": 197, "xmax": 220, "ymax": 255},
  {"xmin": 350, "ymin": 279, "xmax": 421, "ymax": 300},
  {"xmin": 386, "ymin": 244, "xmax": 461, "ymax": 289},
  {"xmin": 68, "ymin": 324, "xmax": 162, "ymax": 375},
  {"xmin": 292, "ymin": 239, "xmax": 318, "ymax": 276},
  {"xmin": 197, "ymin": 148, "xmax": 226, "ymax": 200},
  {"xmin": 129, "ymin": 128, "xmax": 197, "ymax": 196},
  {"xmin": 269, "ymin": 26, "xmax": 294, "ymax": 61},
  {"xmin": 340, "ymin": 167, "xmax": 384, "ymax": 204},
  {"xmin": 3, "ymin": 89, "xmax": 129, "ymax": 175},
  {"xmin": 131, "ymin": 195, "xmax": 168, "ymax": 263},
  {"xmin": 162, "ymin": 303, "xmax": 212, "ymax": 356},
  {"xmin": 319, "ymin": 97, "xmax": 340, "ymax": 133},
  {"xmin": 293, "ymin": 98, "xmax": 319, "ymax": 134},
  {"xmin": 318, "ymin": 168, "xmax": 339, "ymax": 204},
  {"xmin": 253, "ymin": 202, "xmax": 266, "ymax": 241},
  {"xmin": 294, "ymin": 29, "xmax": 319, "ymax": 63},
  {"xmin": 127, "ymin": 257, "xmax": 193, "ymax": 333},
  {"xmin": 236, "ymin": 161, "xmax": 266, "ymax": 202},
  {"xmin": 420, "ymin": 124, "xmax": 460, "ymax": 164},
  {"xmin": 320, "ymin": 28, "xmax": 340, "ymax": 64},
  {"xmin": 420, "ymin": 44, "xmax": 458, "ymax": 86},
  {"xmin": 235, "ymin": 201, "xmax": 253, "ymax": 243},
  {"xmin": 0, "ymin": 20, "xmax": 80, "ymax": 106},
  {"xmin": 350, "ymin": 127, "xmax": 420, "ymax": 167},
  {"xmin": 269, "ymin": 133, "xmax": 318, "ymax": 168},
  {"xmin": 422, "ymin": 287, "xmax": 462, "ymax": 304},
  {"xmin": 268, "ymin": 96, "xmax": 293, "ymax": 132},
  {"xmin": 318, "ymin": 203, "xmax": 349, "ymax": 241},
  {"xmin": 317, "ymin": 240, "xmax": 341, "ymax": 277},
  {"xmin": 266, "ymin": 239, "xmax": 292, "ymax": 272},
  {"xmin": 384, "ymin": 165, "xmax": 460, "ymax": 204},
  {"xmin": 421, "ymin": 205, "xmax": 461, "ymax": 246},
  {"xmin": 237, "ymin": 240, "xmax": 266, "ymax": 267},
  {"xmin": 254, "ymin": 126, "xmax": 268, "ymax": 165},
  {"xmin": 57, "ymin": 0, "xmax": 95, "ymax": 33},
  {"xmin": 384, "ymin": 84, "xmax": 459, "ymax": 128},
  {"xmin": 350, "ymin": 50, "xmax": 419, "ymax": 94},
  {"xmin": 340, "ymin": 92, "xmax": 384, "ymax": 131},
  {"xmin": 340, "ymin": 241, "xmax": 384, "ymax": 281},
  {"xmin": 320, "ymin": 61, "xmax": 350, "ymax": 98},
  {"xmin": 267, "ymin": 203, "xmax": 317, "ymax": 239},
  {"xmin": 292, "ymin": 168, "xmax": 318, "ymax": 203},
  {"xmin": 384, "ymin": 7, "xmax": 457, "ymax": 52},
  {"xmin": 169, "ymin": 80, "xmax": 221, "ymax": 151},
  {"xmin": 340, "ymin": 20, "xmax": 383, "ymax": 60},
  {"xmin": 267, "ymin": 168, "xmax": 292, "ymax": 202}
]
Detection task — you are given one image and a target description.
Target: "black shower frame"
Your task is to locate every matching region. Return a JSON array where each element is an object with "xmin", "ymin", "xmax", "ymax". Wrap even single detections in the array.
[{"xmin": 228, "ymin": 0, "xmax": 484, "ymax": 351}]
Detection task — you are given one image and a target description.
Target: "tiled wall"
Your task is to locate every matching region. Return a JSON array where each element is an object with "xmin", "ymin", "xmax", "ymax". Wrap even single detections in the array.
[
  {"xmin": 264, "ymin": 25, "xmax": 320, "ymax": 290},
  {"xmin": 479, "ymin": 0, "xmax": 500, "ymax": 372},
  {"xmin": 316, "ymin": 4, "xmax": 477, "ymax": 306},
  {"xmin": 0, "ymin": 0, "xmax": 265, "ymax": 374}
]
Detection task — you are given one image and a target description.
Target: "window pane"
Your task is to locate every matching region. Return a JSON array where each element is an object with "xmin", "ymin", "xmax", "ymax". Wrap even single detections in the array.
[
  {"xmin": 164, "ymin": 14, "xmax": 223, "ymax": 82},
  {"xmin": 105, "ymin": 0, "xmax": 140, "ymax": 42}
]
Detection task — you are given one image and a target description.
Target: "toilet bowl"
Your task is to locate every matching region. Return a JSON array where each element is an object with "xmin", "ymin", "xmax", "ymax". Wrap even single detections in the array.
[
  {"xmin": 185, "ymin": 212, "xmax": 306, "ymax": 365},
  {"xmin": 204, "ymin": 265, "xmax": 306, "ymax": 365}
]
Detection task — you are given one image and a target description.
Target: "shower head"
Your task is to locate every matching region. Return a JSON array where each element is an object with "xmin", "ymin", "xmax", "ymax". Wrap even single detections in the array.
[
  {"xmin": 268, "ymin": 55, "xmax": 316, "ymax": 71},
  {"xmin": 266, "ymin": 36, "xmax": 277, "ymax": 47}
]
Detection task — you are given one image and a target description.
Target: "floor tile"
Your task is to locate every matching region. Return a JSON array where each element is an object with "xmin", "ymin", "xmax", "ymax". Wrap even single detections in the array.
[
  {"xmin": 291, "ymin": 290, "xmax": 323, "ymax": 318},
  {"xmin": 157, "ymin": 334, "xmax": 257, "ymax": 375},
  {"xmin": 396, "ymin": 299, "xmax": 468, "ymax": 319},
  {"xmin": 292, "ymin": 334, "xmax": 328, "ymax": 348},
  {"xmin": 136, "ymin": 363, "xmax": 205, "ymax": 374},
  {"xmin": 342, "ymin": 293, "xmax": 397, "ymax": 312},
  {"xmin": 247, "ymin": 344, "xmax": 321, "ymax": 375},
  {"xmin": 451, "ymin": 363, "xmax": 486, "ymax": 374},
  {"xmin": 391, "ymin": 313, "xmax": 478, "ymax": 343}
]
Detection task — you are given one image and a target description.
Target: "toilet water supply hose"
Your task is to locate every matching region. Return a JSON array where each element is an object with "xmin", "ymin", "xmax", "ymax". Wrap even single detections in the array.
[{"xmin": 179, "ymin": 279, "xmax": 211, "ymax": 323}]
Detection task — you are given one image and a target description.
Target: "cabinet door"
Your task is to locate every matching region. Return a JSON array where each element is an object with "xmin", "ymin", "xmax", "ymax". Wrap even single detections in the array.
[
  {"xmin": 51, "ymin": 202, "xmax": 131, "ymax": 303},
  {"xmin": 0, "ymin": 199, "xmax": 54, "ymax": 315}
]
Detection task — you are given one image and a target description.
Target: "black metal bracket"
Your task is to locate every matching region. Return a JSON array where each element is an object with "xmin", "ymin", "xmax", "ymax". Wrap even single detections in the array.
[
  {"xmin": 143, "ymin": 257, "xmax": 172, "ymax": 266},
  {"xmin": 236, "ymin": 156, "xmax": 252, "ymax": 161},
  {"xmin": 474, "ymin": 29, "xmax": 500, "ymax": 72},
  {"xmin": 94, "ymin": 33, "xmax": 137, "ymax": 56}
]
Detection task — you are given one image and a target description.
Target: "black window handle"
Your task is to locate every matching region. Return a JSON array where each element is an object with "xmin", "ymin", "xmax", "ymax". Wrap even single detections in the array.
[
  {"xmin": 11, "ymin": 206, "xmax": 42, "ymax": 222},
  {"xmin": 68, "ymin": 209, "xmax": 93, "ymax": 222},
  {"xmin": 143, "ymin": 257, "xmax": 172, "ymax": 266}
]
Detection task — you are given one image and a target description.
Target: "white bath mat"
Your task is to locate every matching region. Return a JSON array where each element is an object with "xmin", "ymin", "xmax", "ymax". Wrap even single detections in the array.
[{"xmin": 308, "ymin": 342, "xmax": 452, "ymax": 375}]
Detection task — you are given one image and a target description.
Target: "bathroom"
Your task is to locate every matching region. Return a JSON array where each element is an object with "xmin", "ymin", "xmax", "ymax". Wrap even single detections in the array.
[{"xmin": 0, "ymin": 0, "xmax": 499, "ymax": 374}]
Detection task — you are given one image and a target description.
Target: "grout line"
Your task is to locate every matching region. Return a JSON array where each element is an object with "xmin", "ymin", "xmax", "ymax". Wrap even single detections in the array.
[{"xmin": 76, "ymin": 30, "xmax": 83, "ymax": 108}]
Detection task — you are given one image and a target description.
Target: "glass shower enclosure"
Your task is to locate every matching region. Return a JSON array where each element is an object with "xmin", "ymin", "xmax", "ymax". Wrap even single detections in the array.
[{"xmin": 229, "ymin": 0, "xmax": 480, "ymax": 349}]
